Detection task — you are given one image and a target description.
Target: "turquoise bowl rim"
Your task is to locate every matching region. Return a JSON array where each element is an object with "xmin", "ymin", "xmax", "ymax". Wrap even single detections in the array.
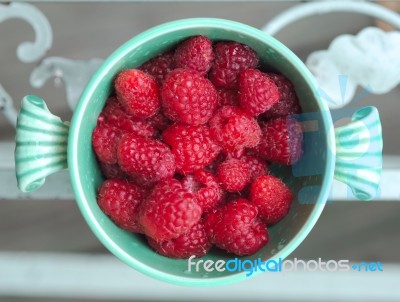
[{"xmin": 68, "ymin": 18, "xmax": 335, "ymax": 286}]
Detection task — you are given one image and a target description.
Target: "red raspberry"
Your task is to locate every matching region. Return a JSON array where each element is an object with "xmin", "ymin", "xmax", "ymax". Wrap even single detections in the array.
[
  {"xmin": 182, "ymin": 170, "xmax": 223, "ymax": 212},
  {"xmin": 210, "ymin": 106, "xmax": 261, "ymax": 153},
  {"xmin": 217, "ymin": 88, "xmax": 239, "ymax": 107},
  {"xmin": 209, "ymin": 41, "xmax": 259, "ymax": 89},
  {"xmin": 241, "ymin": 155, "xmax": 269, "ymax": 182},
  {"xmin": 117, "ymin": 133, "xmax": 175, "ymax": 185},
  {"xmin": 92, "ymin": 121, "xmax": 121, "ymax": 164},
  {"xmin": 161, "ymin": 69, "xmax": 218, "ymax": 125},
  {"xmin": 204, "ymin": 199, "xmax": 269, "ymax": 256},
  {"xmin": 115, "ymin": 69, "xmax": 160, "ymax": 118},
  {"xmin": 238, "ymin": 69, "xmax": 280, "ymax": 116},
  {"xmin": 264, "ymin": 73, "xmax": 301, "ymax": 117},
  {"xmin": 162, "ymin": 123, "xmax": 220, "ymax": 174},
  {"xmin": 100, "ymin": 96, "xmax": 156, "ymax": 137},
  {"xmin": 216, "ymin": 158, "xmax": 251, "ymax": 192},
  {"xmin": 97, "ymin": 179, "xmax": 145, "ymax": 233},
  {"xmin": 139, "ymin": 52, "xmax": 175, "ymax": 85},
  {"xmin": 255, "ymin": 117, "xmax": 303, "ymax": 165},
  {"xmin": 174, "ymin": 35, "xmax": 214, "ymax": 75},
  {"xmin": 250, "ymin": 175, "xmax": 293, "ymax": 225},
  {"xmin": 147, "ymin": 223, "xmax": 211, "ymax": 258},
  {"xmin": 99, "ymin": 162, "xmax": 129, "ymax": 180},
  {"xmin": 139, "ymin": 179, "xmax": 202, "ymax": 240},
  {"xmin": 150, "ymin": 178, "xmax": 183, "ymax": 201}
]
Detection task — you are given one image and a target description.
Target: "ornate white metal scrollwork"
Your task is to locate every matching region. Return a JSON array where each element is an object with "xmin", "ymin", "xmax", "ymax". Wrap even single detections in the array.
[
  {"xmin": 1, "ymin": 3, "xmax": 53, "ymax": 126},
  {"xmin": 0, "ymin": 3, "xmax": 52, "ymax": 63},
  {"xmin": 30, "ymin": 57, "xmax": 103, "ymax": 110},
  {"xmin": 262, "ymin": 0, "xmax": 400, "ymax": 109},
  {"xmin": 0, "ymin": 84, "xmax": 17, "ymax": 127}
]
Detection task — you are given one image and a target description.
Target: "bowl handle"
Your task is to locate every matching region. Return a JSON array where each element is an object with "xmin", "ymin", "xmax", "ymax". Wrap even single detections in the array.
[
  {"xmin": 15, "ymin": 95, "xmax": 69, "ymax": 192},
  {"xmin": 333, "ymin": 106, "xmax": 383, "ymax": 200}
]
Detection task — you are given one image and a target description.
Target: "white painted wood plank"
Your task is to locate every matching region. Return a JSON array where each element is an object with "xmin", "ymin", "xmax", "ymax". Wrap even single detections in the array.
[
  {"xmin": 0, "ymin": 252, "xmax": 399, "ymax": 301},
  {"xmin": 1, "ymin": 142, "xmax": 400, "ymax": 201}
]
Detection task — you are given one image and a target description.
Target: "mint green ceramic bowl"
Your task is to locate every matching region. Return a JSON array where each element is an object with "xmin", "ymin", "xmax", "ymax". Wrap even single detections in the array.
[{"xmin": 15, "ymin": 18, "xmax": 382, "ymax": 286}]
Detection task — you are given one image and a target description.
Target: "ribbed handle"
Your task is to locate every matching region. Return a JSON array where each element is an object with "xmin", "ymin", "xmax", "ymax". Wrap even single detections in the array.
[
  {"xmin": 15, "ymin": 95, "xmax": 69, "ymax": 192},
  {"xmin": 334, "ymin": 106, "xmax": 382, "ymax": 200}
]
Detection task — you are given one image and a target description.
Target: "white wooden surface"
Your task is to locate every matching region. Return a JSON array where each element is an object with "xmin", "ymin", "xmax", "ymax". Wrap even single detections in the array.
[{"xmin": 0, "ymin": 251, "xmax": 399, "ymax": 301}]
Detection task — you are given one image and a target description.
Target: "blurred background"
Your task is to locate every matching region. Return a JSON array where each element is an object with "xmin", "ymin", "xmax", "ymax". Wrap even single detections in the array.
[{"xmin": 0, "ymin": 1, "xmax": 399, "ymax": 301}]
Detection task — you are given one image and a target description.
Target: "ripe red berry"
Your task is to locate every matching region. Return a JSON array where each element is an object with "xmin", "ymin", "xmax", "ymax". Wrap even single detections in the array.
[
  {"xmin": 92, "ymin": 121, "xmax": 122, "ymax": 164},
  {"xmin": 209, "ymin": 41, "xmax": 259, "ymax": 89},
  {"xmin": 241, "ymin": 155, "xmax": 269, "ymax": 182},
  {"xmin": 139, "ymin": 52, "xmax": 175, "ymax": 85},
  {"xmin": 264, "ymin": 73, "xmax": 301, "ymax": 118},
  {"xmin": 174, "ymin": 35, "xmax": 214, "ymax": 75},
  {"xmin": 97, "ymin": 179, "xmax": 145, "ymax": 233},
  {"xmin": 139, "ymin": 179, "xmax": 202, "ymax": 240},
  {"xmin": 117, "ymin": 133, "xmax": 175, "ymax": 185},
  {"xmin": 238, "ymin": 69, "xmax": 280, "ymax": 116},
  {"xmin": 162, "ymin": 123, "xmax": 220, "ymax": 174},
  {"xmin": 182, "ymin": 169, "xmax": 223, "ymax": 212},
  {"xmin": 100, "ymin": 96, "xmax": 156, "ymax": 137},
  {"xmin": 210, "ymin": 105, "xmax": 261, "ymax": 153},
  {"xmin": 204, "ymin": 199, "xmax": 269, "ymax": 256},
  {"xmin": 216, "ymin": 158, "xmax": 251, "ymax": 192},
  {"xmin": 250, "ymin": 175, "xmax": 293, "ymax": 225},
  {"xmin": 147, "ymin": 223, "xmax": 211, "ymax": 258},
  {"xmin": 115, "ymin": 69, "xmax": 160, "ymax": 118},
  {"xmin": 255, "ymin": 117, "xmax": 303, "ymax": 165},
  {"xmin": 161, "ymin": 68, "xmax": 218, "ymax": 125}
]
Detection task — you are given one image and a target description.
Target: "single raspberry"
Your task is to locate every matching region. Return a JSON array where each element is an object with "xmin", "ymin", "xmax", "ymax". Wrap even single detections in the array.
[
  {"xmin": 97, "ymin": 179, "xmax": 145, "ymax": 233},
  {"xmin": 182, "ymin": 170, "xmax": 223, "ymax": 212},
  {"xmin": 250, "ymin": 175, "xmax": 293, "ymax": 225},
  {"xmin": 100, "ymin": 96, "xmax": 156, "ymax": 137},
  {"xmin": 209, "ymin": 105, "xmax": 261, "ymax": 153},
  {"xmin": 174, "ymin": 35, "xmax": 214, "ymax": 75},
  {"xmin": 117, "ymin": 133, "xmax": 175, "ymax": 185},
  {"xmin": 99, "ymin": 162, "xmax": 129, "ymax": 180},
  {"xmin": 264, "ymin": 73, "xmax": 301, "ymax": 117},
  {"xmin": 149, "ymin": 178, "xmax": 183, "ymax": 201},
  {"xmin": 217, "ymin": 88, "xmax": 239, "ymax": 107},
  {"xmin": 161, "ymin": 68, "xmax": 218, "ymax": 125},
  {"xmin": 216, "ymin": 158, "xmax": 251, "ymax": 192},
  {"xmin": 255, "ymin": 117, "xmax": 303, "ymax": 165},
  {"xmin": 139, "ymin": 51, "xmax": 175, "ymax": 85},
  {"xmin": 204, "ymin": 199, "xmax": 269, "ymax": 256},
  {"xmin": 139, "ymin": 179, "xmax": 202, "ymax": 240},
  {"xmin": 241, "ymin": 155, "xmax": 269, "ymax": 182},
  {"xmin": 209, "ymin": 41, "xmax": 259, "ymax": 89},
  {"xmin": 92, "ymin": 121, "xmax": 122, "ymax": 164},
  {"xmin": 147, "ymin": 222, "xmax": 211, "ymax": 258},
  {"xmin": 162, "ymin": 123, "xmax": 220, "ymax": 174},
  {"xmin": 238, "ymin": 69, "xmax": 280, "ymax": 116},
  {"xmin": 115, "ymin": 69, "xmax": 160, "ymax": 118}
]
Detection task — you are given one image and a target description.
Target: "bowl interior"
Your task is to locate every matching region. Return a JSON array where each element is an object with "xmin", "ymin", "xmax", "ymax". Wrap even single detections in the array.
[{"xmin": 69, "ymin": 18, "xmax": 334, "ymax": 286}]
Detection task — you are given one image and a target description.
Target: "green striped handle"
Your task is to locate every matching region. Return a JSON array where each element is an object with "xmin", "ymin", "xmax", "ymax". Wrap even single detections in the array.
[
  {"xmin": 15, "ymin": 95, "xmax": 69, "ymax": 192},
  {"xmin": 334, "ymin": 106, "xmax": 382, "ymax": 201}
]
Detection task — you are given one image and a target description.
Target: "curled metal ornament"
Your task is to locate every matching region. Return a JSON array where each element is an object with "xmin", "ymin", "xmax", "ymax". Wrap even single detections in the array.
[{"xmin": 0, "ymin": 2, "xmax": 53, "ymax": 63}]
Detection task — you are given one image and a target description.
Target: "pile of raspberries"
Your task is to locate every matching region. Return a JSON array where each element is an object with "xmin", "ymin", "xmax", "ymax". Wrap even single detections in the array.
[{"xmin": 92, "ymin": 35, "xmax": 303, "ymax": 258}]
